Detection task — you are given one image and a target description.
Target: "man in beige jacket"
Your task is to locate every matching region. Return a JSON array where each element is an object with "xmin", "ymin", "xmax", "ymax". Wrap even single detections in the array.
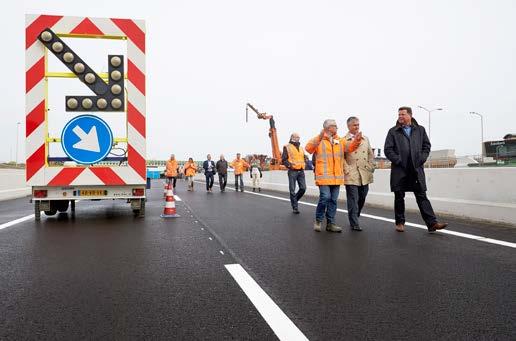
[{"xmin": 343, "ymin": 116, "xmax": 375, "ymax": 231}]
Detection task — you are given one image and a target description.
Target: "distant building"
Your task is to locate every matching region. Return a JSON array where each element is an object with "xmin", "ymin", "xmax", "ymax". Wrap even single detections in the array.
[{"xmin": 484, "ymin": 134, "xmax": 516, "ymax": 162}]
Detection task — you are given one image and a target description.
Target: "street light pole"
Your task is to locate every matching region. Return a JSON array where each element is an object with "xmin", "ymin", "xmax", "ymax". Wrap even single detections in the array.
[
  {"xmin": 15, "ymin": 122, "xmax": 20, "ymax": 166},
  {"xmin": 469, "ymin": 112, "xmax": 484, "ymax": 166},
  {"xmin": 417, "ymin": 106, "xmax": 443, "ymax": 141}
]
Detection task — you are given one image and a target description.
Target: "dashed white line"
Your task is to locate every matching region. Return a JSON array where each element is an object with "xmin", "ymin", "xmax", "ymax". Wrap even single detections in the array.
[
  {"xmin": 225, "ymin": 264, "xmax": 308, "ymax": 341},
  {"xmin": 200, "ymin": 182, "xmax": 516, "ymax": 249}
]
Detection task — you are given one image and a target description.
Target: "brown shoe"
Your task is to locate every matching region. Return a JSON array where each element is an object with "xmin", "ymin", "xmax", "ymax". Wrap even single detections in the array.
[
  {"xmin": 428, "ymin": 222, "xmax": 448, "ymax": 232},
  {"xmin": 395, "ymin": 224, "xmax": 405, "ymax": 232}
]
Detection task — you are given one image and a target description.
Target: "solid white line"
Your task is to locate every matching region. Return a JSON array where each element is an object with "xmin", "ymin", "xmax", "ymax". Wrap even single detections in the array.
[
  {"xmin": 225, "ymin": 264, "xmax": 308, "ymax": 341},
  {"xmin": 0, "ymin": 214, "xmax": 35, "ymax": 230},
  {"xmin": 0, "ymin": 187, "xmax": 31, "ymax": 194},
  {"xmin": 198, "ymin": 181, "xmax": 516, "ymax": 249}
]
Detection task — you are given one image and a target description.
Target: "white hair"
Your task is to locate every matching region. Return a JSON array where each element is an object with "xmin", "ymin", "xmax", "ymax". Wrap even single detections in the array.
[{"xmin": 323, "ymin": 119, "xmax": 337, "ymax": 129}]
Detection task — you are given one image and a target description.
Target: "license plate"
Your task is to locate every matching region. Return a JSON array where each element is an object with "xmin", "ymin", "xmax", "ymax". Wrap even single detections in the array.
[{"xmin": 79, "ymin": 190, "xmax": 107, "ymax": 196}]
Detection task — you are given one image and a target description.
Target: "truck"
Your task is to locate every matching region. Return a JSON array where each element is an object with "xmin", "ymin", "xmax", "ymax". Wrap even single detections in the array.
[{"xmin": 25, "ymin": 14, "xmax": 147, "ymax": 220}]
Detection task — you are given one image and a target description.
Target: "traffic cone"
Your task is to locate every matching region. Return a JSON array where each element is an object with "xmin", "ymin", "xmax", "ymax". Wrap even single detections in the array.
[
  {"xmin": 161, "ymin": 182, "xmax": 180, "ymax": 218},
  {"xmin": 163, "ymin": 181, "xmax": 168, "ymax": 197}
]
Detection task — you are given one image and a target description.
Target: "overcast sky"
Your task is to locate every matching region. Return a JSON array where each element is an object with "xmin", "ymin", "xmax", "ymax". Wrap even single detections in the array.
[{"xmin": 2, "ymin": 0, "xmax": 515, "ymax": 162}]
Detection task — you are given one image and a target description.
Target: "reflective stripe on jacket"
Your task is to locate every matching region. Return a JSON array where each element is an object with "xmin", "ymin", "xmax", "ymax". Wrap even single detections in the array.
[
  {"xmin": 305, "ymin": 134, "xmax": 360, "ymax": 186},
  {"xmin": 165, "ymin": 160, "xmax": 178, "ymax": 177},
  {"xmin": 284, "ymin": 143, "xmax": 305, "ymax": 170}
]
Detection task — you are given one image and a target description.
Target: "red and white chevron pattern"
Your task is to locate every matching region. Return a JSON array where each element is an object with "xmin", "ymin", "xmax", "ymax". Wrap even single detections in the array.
[{"xmin": 25, "ymin": 14, "xmax": 146, "ymax": 186}]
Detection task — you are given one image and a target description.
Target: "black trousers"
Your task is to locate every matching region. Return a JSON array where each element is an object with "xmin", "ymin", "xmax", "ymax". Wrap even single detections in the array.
[
  {"xmin": 166, "ymin": 177, "xmax": 177, "ymax": 188},
  {"xmin": 394, "ymin": 189, "xmax": 437, "ymax": 228},
  {"xmin": 205, "ymin": 171, "xmax": 214, "ymax": 190},
  {"xmin": 345, "ymin": 184, "xmax": 369, "ymax": 227},
  {"xmin": 218, "ymin": 173, "xmax": 227, "ymax": 191},
  {"xmin": 287, "ymin": 170, "xmax": 306, "ymax": 209}
]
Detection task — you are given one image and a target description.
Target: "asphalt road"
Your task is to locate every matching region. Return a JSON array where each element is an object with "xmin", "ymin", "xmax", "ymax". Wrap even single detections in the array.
[{"xmin": 0, "ymin": 178, "xmax": 515, "ymax": 340}]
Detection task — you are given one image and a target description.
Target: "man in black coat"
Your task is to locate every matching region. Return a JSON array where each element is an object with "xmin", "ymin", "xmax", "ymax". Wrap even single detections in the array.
[
  {"xmin": 202, "ymin": 154, "xmax": 216, "ymax": 193},
  {"xmin": 384, "ymin": 106, "xmax": 448, "ymax": 232},
  {"xmin": 216, "ymin": 154, "xmax": 228, "ymax": 192}
]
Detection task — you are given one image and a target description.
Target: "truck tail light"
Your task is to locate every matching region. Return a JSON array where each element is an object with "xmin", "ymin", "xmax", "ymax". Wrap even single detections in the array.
[
  {"xmin": 34, "ymin": 190, "xmax": 48, "ymax": 198},
  {"xmin": 132, "ymin": 188, "xmax": 144, "ymax": 196}
]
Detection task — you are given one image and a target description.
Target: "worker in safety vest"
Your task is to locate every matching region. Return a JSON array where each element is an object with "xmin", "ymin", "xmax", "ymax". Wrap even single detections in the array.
[
  {"xmin": 165, "ymin": 154, "xmax": 179, "ymax": 189},
  {"xmin": 230, "ymin": 153, "xmax": 250, "ymax": 192},
  {"xmin": 282, "ymin": 132, "xmax": 306, "ymax": 214},
  {"xmin": 183, "ymin": 158, "xmax": 198, "ymax": 191},
  {"xmin": 305, "ymin": 119, "xmax": 362, "ymax": 232}
]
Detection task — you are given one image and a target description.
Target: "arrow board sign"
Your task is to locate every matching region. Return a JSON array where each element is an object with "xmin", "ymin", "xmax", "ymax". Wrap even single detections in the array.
[
  {"xmin": 61, "ymin": 115, "xmax": 113, "ymax": 165},
  {"xmin": 38, "ymin": 28, "xmax": 125, "ymax": 112}
]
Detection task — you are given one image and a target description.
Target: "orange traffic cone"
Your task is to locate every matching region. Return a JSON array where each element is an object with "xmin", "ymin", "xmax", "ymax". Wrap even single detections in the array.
[
  {"xmin": 163, "ymin": 181, "xmax": 168, "ymax": 197},
  {"xmin": 161, "ymin": 182, "xmax": 180, "ymax": 218}
]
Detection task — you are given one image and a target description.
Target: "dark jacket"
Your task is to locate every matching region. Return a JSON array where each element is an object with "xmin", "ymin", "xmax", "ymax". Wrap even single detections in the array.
[
  {"xmin": 215, "ymin": 160, "xmax": 228, "ymax": 174},
  {"xmin": 384, "ymin": 118, "xmax": 431, "ymax": 192},
  {"xmin": 203, "ymin": 160, "xmax": 216, "ymax": 173}
]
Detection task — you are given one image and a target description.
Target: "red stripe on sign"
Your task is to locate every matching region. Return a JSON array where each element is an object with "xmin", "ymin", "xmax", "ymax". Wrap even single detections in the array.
[
  {"xmin": 47, "ymin": 168, "xmax": 85, "ymax": 186},
  {"xmin": 26, "ymin": 144, "xmax": 45, "ymax": 181},
  {"xmin": 128, "ymin": 59, "xmax": 146, "ymax": 95},
  {"xmin": 26, "ymin": 15, "xmax": 63, "ymax": 49},
  {"xmin": 90, "ymin": 167, "xmax": 126, "ymax": 185},
  {"xmin": 127, "ymin": 102, "xmax": 146, "ymax": 137},
  {"xmin": 111, "ymin": 18, "xmax": 145, "ymax": 52},
  {"xmin": 70, "ymin": 18, "xmax": 104, "ymax": 35},
  {"xmin": 26, "ymin": 57, "xmax": 45, "ymax": 93},
  {"xmin": 26, "ymin": 100, "xmax": 46, "ymax": 137},
  {"xmin": 128, "ymin": 145, "xmax": 146, "ymax": 180}
]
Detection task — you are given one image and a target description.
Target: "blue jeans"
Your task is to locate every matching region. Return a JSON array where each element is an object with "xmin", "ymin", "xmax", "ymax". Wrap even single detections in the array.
[
  {"xmin": 315, "ymin": 185, "xmax": 340, "ymax": 224},
  {"xmin": 287, "ymin": 170, "xmax": 306, "ymax": 209}
]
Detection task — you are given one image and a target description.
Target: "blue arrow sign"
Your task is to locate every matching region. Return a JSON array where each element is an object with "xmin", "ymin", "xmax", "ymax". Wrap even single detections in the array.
[{"xmin": 61, "ymin": 115, "xmax": 113, "ymax": 165}]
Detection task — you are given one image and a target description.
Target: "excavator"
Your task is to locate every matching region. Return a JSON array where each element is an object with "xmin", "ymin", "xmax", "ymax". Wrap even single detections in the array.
[{"xmin": 246, "ymin": 103, "xmax": 286, "ymax": 170}]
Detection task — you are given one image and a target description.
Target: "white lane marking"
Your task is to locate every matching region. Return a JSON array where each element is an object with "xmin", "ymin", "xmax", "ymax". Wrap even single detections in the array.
[
  {"xmin": 225, "ymin": 264, "xmax": 308, "ymax": 341},
  {"xmin": 200, "ymin": 182, "xmax": 516, "ymax": 249},
  {"xmin": 0, "ymin": 214, "xmax": 35, "ymax": 230},
  {"xmin": 174, "ymin": 195, "xmax": 182, "ymax": 201},
  {"xmin": 0, "ymin": 187, "xmax": 31, "ymax": 194},
  {"xmin": 219, "ymin": 250, "xmax": 225, "ymax": 255}
]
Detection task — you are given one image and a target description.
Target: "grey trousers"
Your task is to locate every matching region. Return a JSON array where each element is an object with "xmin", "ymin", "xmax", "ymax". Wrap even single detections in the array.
[{"xmin": 345, "ymin": 184, "xmax": 369, "ymax": 227}]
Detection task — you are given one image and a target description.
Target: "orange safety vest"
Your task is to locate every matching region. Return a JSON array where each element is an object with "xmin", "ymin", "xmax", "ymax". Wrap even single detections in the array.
[
  {"xmin": 231, "ymin": 159, "xmax": 249, "ymax": 175},
  {"xmin": 305, "ymin": 134, "xmax": 360, "ymax": 186},
  {"xmin": 284, "ymin": 143, "xmax": 305, "ymax": 170},
  {"xmin": 165, "ymin": 160, "xmax": 178, "ymax": 177},
  {"xmin": 184, "ymin": 162, "xmax": 197, "ymax": 177}
]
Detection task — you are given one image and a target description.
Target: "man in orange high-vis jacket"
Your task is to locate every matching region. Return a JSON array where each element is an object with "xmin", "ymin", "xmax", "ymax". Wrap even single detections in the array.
[
  {"xmin": 305, "ymin": 119, "xmax": 362, "ymax": 232},
  {"xmin": 282, "ymin": 132, "xmax": 307, "ymax": 214},
  {"xmin": 230, "ymin": 153, "xmax": 250, "ymax": 192},
  {"xmin": 165, "ymin": 154, "xmax": 179, "ymax": 189},
  {"xmin": 183, "ymin": 158, "xmax": 198, "ymax": 191}
]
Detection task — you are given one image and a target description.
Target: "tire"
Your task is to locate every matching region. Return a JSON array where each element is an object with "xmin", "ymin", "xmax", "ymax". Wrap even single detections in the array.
[
  {"xmin": 35, "ymin": 201, "xmax": 41, "ymax": 221},
  {"xmin": 56, "ymin": 200, "xmax": 70, "ymax": 213},
  {"xmin": 44, "ymin": 209, "xmax": 57, "ymax": 216}
]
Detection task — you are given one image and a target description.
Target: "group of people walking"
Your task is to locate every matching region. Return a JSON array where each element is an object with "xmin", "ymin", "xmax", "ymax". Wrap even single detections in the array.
[
  {"xmin": 165, "ymin": 106, "xmax": 448, "ymax": 234},
  {"xmin": 165, "ymin": 154, "xmax": 263, "ymax": 193},
  {"xmin": 281, "ymin": 106, "xmax": 448, "ymax": 233}
]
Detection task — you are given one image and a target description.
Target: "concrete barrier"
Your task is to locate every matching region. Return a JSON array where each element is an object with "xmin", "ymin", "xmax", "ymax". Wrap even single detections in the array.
[
  {"xmin": 0, "ymin": 169, "xmax": 31, "ymax": 201},
  {"xmin": 198, "ymin": 168, "xmax": 516, "ymax": 226}
]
